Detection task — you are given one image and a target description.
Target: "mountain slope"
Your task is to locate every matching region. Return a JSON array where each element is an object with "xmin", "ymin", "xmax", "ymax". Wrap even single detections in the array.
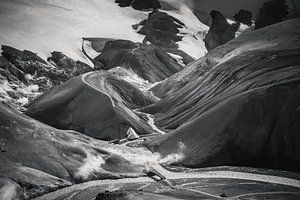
[
  {"xmin": 25, "ymin": 68, "xmax": 164, "ymax": 140},
  {"xmin": 0, "ymin": 103, "xmax": 151, "ymax": 199},
  {"xmin": 145, "ymin": 19, "xmax": 300, "ymax": 172}
]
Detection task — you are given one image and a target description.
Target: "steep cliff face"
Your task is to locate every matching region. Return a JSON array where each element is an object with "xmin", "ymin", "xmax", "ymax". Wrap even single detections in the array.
[{"xmin": 145, "ymin": 19, "xmax": 300, "ymax": 172}]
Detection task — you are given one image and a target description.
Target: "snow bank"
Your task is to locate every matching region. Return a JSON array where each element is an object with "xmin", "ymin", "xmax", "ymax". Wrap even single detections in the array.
[
  {"xmin": 75, "ymin": 151, "xmax": 105, "ymax": 180},
  {"xmin": 0, "ymin": 183, "xmax": 17, "ymax": 200},
  {"xmin": 0, "ymin": 0, "xmax": 147, "ymax": 63},
  {"xmin": 162, "ymin": 2, "xmax": 208, "ymax": 59}
]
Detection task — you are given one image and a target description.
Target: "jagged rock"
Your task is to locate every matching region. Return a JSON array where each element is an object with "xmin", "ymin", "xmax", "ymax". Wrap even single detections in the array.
[
  {"xmin": 126, "ymin": 127, "xmax": 140, "ymax": 140},
  {"xmin": 138, "ymin": 11, "xmax": 184, "ymax": 49},
  {"xmin": 204, "ymin": 10, "xmax": 238, "ymax": 51},
  {"xmin": 134, "ymin": 10, "xmax": 194, "ymax": 64},
  {"xmin": 234, "ymin": 9, "xmax": 253, "ymax": 26},
  {"xmin": 0, "ymin": 46, "xmax": 94, "ymax": 110},
  {"xmin": 255, "ymin": 0, "xmax": 289, "ymax": 29},
  {"xmin": 47, "ymin": 51, "xmax": 93, "ymax": 77},
  {"xmin": 95, "ymin": 40, "xmax": 182, "ymax": 83}
]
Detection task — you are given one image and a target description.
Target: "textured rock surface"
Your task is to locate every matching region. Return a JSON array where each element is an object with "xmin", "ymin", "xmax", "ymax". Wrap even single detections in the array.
[
  {"xmin": 0, "ymin": 103, "xmax": 144, "ymax": 199},
  {"xmin": 145, "ymin": 19, "xmax": 300, "ymax": 172},
  {"xmin": 0, "ymin": 46, "xmax": 93, "ymax": 110},
  {"xmin": 204, "ymin": 10, "xmax": 238, "ymax": 51},
  {"xmin": 95, "ymin": 40, "xmax": 183, "ymax": 83},
  {"xmin": 135, "ymin": 11, "xmax": 194, "ymax": 64},
  {"xmin": 234, "ymin": 9, "xmax": 253, "ymax": 26},
  {"xmin": 47, "ymin": 51, "xmax": 93, "ymax": 77}
]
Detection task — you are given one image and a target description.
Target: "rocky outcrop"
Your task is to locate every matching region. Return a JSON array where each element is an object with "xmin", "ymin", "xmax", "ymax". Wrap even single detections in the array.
[
  {"xmin": 134, "ymin": 11, "xmax": 194, "ymax": 64},
  {"xmin": 95, "ymin": 40, "xmax": 183, "ymax": 83},
  {"xmin": 137, "ymin": 11, "xmax": 185, "ymax": 49},
  {"xmin": 144, "ymin": 19, "xmax": 300, "ymax": 172},
  {"xmin": 234, "ymin": 9, "xmax": 253, "ymax": 26},
  {"xmin": 47, "ymin": 51, "xmax": 92, "ymax": 77},
  {"xmin": 204, "ymin": 10, "xmax": 238, "ymax": 51},
  {"xmin": 115, "ymin": 0, "xmax": 161, "ymax": 10},
  {"xmin": 0, "ymin": 46, "xmax": 93, "ymax": 110},
  {"xmin": 255, "ymin": 0, "xmax": 289, "ymax": 29},
  {"xmin": 0, "ymin": 103, "xmax": 145, "ymax": 198}
]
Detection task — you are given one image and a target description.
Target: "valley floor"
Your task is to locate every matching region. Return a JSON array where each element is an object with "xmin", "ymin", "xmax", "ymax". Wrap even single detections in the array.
[{"xmin": 34, "ymin": 164, "xmax": 300, "ymax": 200}]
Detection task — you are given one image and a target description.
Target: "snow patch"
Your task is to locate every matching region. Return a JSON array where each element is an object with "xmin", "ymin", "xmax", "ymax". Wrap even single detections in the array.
[
  {"xmin": 109, "ymin": 67, "xmax": 152, "ymax": 91},
  {"xmin": 177, "ymin": 34, "xmax": 207, "ymax": 59},
  {"xmin": 0, "ymin": 80, "xmax": 13, "ymax": 94},
  {"xmin": 167, "ymin": 52, "xmax": 185, "ymax": 66},
  {"xmin": 226, "ymin": 19, "xmax": 251, "ymax": 38},
  {"xmin": 17, "ymin": 84, "xmax": 39, "ymax": 95},
  {"xmin": 82, "ymin": 40, "xmax": 100, "ymax": 59},
  {"xmin": 126, "ymin": 127, "xmax": 139, "ymax": 140},
  {"xmin": 144, "ymin": 113, "xmax": 166, "ymax": 135},
  {"xmin": 0, "ymin": 0, "xmax": 147, "ymax": 64},
  {"xmin": 0, "ymin": 183, "xmax": 17, "ymax": 200},
  {"xmin": 76, "ymin": 151, "xmax": 105, "ymax": 180},
  {"xmin": 16, "ymin": 97, "xmax": 29, "ymax": 105},
  {"xmin": 158, "ymin": 141, "xmax": 186, "ymax": 164},
  {"xmin": 163, "ymin": 3, "xmax": 208, "ymax": 59},
  {"xmin": 105, "ymin": 146, "xmax": 161, "ymax": 166}
]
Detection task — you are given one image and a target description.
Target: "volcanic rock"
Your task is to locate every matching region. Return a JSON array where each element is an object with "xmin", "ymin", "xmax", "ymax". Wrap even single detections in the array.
[
  {"xmin": 204, "ymin": 10, "xmax": 238, "ymax": 51},
  {"xmin": 234, "ymin": 9, "xmax": 253, "ymax": 26}
]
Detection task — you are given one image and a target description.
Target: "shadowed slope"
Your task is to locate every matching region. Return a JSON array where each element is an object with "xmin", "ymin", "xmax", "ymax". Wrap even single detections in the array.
[{"xmin": 145, "ymin": 19, "xmax": 300, "ymax": 172}]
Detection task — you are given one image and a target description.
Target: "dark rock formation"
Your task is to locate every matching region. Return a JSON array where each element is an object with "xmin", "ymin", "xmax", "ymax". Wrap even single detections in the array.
[
  {"xmin": 95, "ymin": 40, "xmax": 183, "ymax": 83},
  {"xmin": 144, "ymin": 19, "xmax": 300, "ymax": 172},
  {"xmin": 134, "ymin": 11, "xmax": 194, "ymax": 64},
  {"xmin": 132, "ymin": 0, "xmax": 161, "ymax": 10},
  {"xmin": 204, "ymin": 10, "xmax": 238, "ymax": 51},
  {"xmin": 255, "ymin": 0, "xmax": 289, "ymax": 29},
  {"xmin": 115, "ymin": 0, "xmax": 161, "ymax": 10},
  {"xmin": 234, "ymin": 9, "xmax": 253, "ymax": 26},
  {"xmin": 0, "ymin": 103, "xmax": 144, "ymax": 198},
  {"xmin": 0, "ymin": 46, "xmax": 94, "ymax": 110},
  {"xmin": 47, "ymin": 51, "xmax": 92, "ymax": 77},
  {"xmin": 138, "ymin": 11, "xmax": 183, "ymax": 48}
]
